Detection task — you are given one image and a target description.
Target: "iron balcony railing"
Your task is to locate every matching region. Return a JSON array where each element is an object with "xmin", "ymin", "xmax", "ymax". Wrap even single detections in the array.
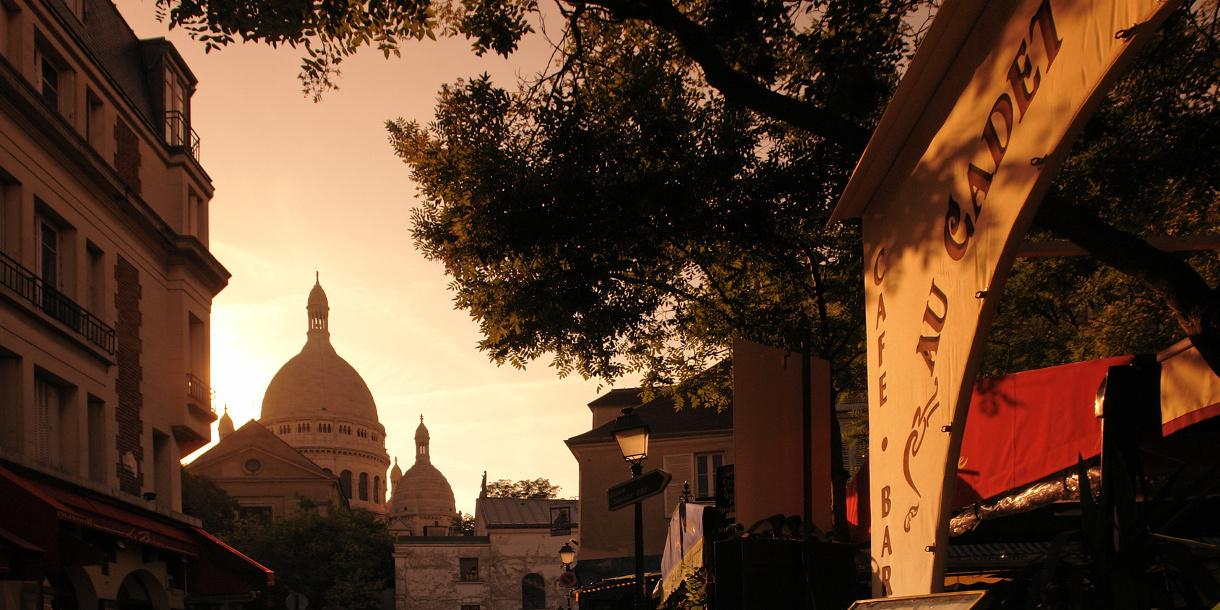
[
  {"xmin": 164, "ymin": 111, "xmax": 200, "ymax": 162},
  {"xmin": 0, "ymin": 250, "xmax": 115, "ymax": 354},
  {"xmin": 186, "ymin": 373, "xmax": 216, "ymax": 418}
]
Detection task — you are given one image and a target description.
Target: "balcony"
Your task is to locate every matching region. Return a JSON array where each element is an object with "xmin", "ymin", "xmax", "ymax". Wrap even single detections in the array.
[
  {"xmin": 164, "ymin": 111, "xmax": 200, "ymax": 162},
  {"xmin": 186, "ymin": 373, "xmax": 217, "ymax": 421},
  {"xmin": 0, "ymin": 250, "xmax": 115, "ymax": 354}
]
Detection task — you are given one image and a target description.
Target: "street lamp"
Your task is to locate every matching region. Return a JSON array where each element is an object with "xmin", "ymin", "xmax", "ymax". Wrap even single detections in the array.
[
  {"xmin": 612, "ymin": 407, "xmax": 650, "ymax": 609},
  {"xmin": 558, "ymin": 543, "xmax": 577, "ymax": 610},
  {"xmin": 559, "ymin": 542, "xmax": 577, "ymax": 566}
]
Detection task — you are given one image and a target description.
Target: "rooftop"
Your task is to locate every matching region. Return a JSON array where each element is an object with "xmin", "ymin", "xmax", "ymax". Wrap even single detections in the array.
[
  {"xmin": 567, "ymin": 390, "xmax": 732, "ymax": 446},
  {"xmin": 476, "ymin": 497, "xmax": 579, "ymax": 529}
]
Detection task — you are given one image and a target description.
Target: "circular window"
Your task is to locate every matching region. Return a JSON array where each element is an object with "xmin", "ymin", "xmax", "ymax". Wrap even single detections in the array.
[{"xmin": 244, "ymin": 458, "xmax": 262, "ymax": 474}]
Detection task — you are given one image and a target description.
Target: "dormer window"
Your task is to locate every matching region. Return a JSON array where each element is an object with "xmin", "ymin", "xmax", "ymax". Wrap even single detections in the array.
[{"xmin": 162, "ymin": 63, "xmax": 199, "ymax": 160}]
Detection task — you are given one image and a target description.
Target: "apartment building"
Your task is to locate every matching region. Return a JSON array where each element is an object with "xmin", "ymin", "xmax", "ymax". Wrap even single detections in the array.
[{"xmin": 0, "ymin": 0, "xmax": 270, "ymax": 607}]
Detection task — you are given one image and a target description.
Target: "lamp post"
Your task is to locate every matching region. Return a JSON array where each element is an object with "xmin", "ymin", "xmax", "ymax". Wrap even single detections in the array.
[
  {"xmin": 612, "ymin": 407, "xmax": 650, "ymax": 609},
  {"xmin": 559, "ymin": 542, "xmax": 576, "ymax": 610}
]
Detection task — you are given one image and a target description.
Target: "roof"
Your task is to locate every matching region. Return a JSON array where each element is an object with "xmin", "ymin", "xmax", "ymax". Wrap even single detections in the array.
[
  {"xmin": 187, "ymin": 420, "xmax": 335, "ymax": 481},
  {"xmin": 476, "ymin": 498, "xmax": 579, "ymax": 529},
  {"xmin": 395, "ymin": 535, "xmax": 489, "ymax": 546},
  {"xmin": 567, "ymin": 390, "xmax": 732, "ymax": 446},
  {"xmin": 587, "ymin": 388, "xmax": 645, "ymax": 409},
  {"xmin": 46, "ymin": 0, "xmax": 178, "ymax": 131}
]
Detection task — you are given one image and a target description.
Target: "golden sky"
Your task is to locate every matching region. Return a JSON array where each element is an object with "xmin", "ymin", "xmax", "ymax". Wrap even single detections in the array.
[{"xmin": 115, "ymin": 0, "xmax": 635, "ymax": 514}]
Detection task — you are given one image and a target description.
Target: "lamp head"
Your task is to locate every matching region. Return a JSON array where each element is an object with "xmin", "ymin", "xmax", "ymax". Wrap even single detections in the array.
[
  {"xmin": 611, "ymin": 407, "xmax": 650, "ymax": 464},
  {"xmin": 559, "ymin": 542, "xmax": 576, "ymax": 565}
]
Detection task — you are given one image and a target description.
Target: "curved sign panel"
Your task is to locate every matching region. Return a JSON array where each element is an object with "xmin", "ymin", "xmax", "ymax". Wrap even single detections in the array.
[{"xmin": 832, "ymin": 0, "xmax": 1181, "ymax": 596}]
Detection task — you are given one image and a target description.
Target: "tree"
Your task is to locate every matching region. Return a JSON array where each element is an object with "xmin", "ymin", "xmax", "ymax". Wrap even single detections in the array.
[
  {"xmin": 181, "ymin": 469, "xmax": 240, "ymax": 535},
  {"xmin": 156, "ymin": 0, "xmax": 1219, "ymax": 376},
  {"xmin": 484, "ymin": 478, "xmax": 562, "ymax": 499},
  {"xmin": 451, "ymin": 511, "xmax": 477, "ymax": 536},
  {"xmin": 224, "ymin": 505, "xmax": 394, "ymax": 610}
]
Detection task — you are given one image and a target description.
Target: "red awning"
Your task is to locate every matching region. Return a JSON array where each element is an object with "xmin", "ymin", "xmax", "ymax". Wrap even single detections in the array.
[
  {"xmin": 954, "ymin": 356, "xmax": 1130, "ymax": 507},
  {"xmin": 845, "ymin": 356, "xmax": 1135, "ymax": 537},
  {"xmin": 190, "ymin": 527, "xmax": 275, "ymax": 594},
  {"xmin": 0, "ymin": 462, "xmax": 196, "ymax": 555}
]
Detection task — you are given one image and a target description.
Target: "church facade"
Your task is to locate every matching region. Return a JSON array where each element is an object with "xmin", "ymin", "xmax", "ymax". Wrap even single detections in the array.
[{"xmin": 189, "ymin": 278, "xmax": 390, "ymax": 516}]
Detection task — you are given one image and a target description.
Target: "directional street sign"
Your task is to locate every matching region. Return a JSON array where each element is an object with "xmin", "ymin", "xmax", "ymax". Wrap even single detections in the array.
[{"xmin": 607, "ymin": 469, "xmax": 672, "ymax": 511}]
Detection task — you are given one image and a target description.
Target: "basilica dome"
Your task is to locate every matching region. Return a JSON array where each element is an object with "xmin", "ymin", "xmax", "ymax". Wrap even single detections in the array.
[
  {"xmin": 259, "ymin": 275, "xmax": 390, "ymax": 515},
  {"xmin": 260, "ymin": 279, "xmax": 380, "ymax": 426}
]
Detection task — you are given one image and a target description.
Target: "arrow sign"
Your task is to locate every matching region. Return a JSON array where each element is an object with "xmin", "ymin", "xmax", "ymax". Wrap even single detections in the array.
[{"xmin": 608, "ymin": 469, "xmax": 672, "ymax": 511}]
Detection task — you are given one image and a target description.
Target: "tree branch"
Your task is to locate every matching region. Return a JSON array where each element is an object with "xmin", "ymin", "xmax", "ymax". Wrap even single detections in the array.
[
  {"xmin": 566, "ymin": 0, "xmax": 872, "ymax": 152},
  {"xmin": 1033, "ymin": 196, "xmax": 1220, "ymax": 374}
]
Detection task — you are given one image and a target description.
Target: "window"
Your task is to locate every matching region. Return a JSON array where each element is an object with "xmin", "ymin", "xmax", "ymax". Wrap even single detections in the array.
[
  {"xmin": 34, "ymin": 375, "xmax": 74, "ymax": 471},
  {"xmin": 278, "ymin": 424, "xmax": 290, "ymax": 434},
  {"xmin": 244, "ymin": 458, "xmax": 262, "ymax": 474},
  {"xmin": 318, "ymin": 422, "xmax": 331, "ymax": 433},
  {"xmin": 373, "ymin": 476, "xmax": 381, "ymax": 504},
  {"xmin": 339, "ymin": 470, "xmax": 352, "ymax": 499},
  {"xmin": 358, "ymin": 472, "xmax": 368, "ymax": 501},
  {"xmin": 86, "ymin": 89, "xmax": 103, "ymax": 147},
  {"xmin": 38, "ymin": 219, "xmax": 59, "ymax": 290},
  {"xmin": 0, "ymin": 352, "xmax": 21, "ymax": 452},
  {"xmin": 460, "ymin": 606, "xmax": 480, "ymax": 610},
  {"xmin": 297, "ymin": 422, "xmax": 310, "ymax": 433},
  {"xmin": 695, "ymin": 452, "xmax": 724, "ymax": 500},
  {"xmin": 87, "ymin": 396, "xmax": 105, "ymax": 483},
  {"xmin": 113, "ymin": 119, "xmax": 141, "ymax": 193},
  {"xmin": 0, "ymin": 168, "xmax": 17, "ymax": 254},
  {"xmin": 357, "ymin": 428, "xmax": 367, "ymax": 438},
  {"xmin": 458, "ymin": 558, "xmax": 478, "ymax": 582},
  {"xmin": 86, "ymin": 242, "xmax": 104, "ymax": 314},
  {"xmin": 151, "ymin": 429, "xmax": 171, "ymax": 508},
  {"xmin": 521, "ymin": 573, "xmax": 545, "ymax": 609},
  {"xmin": 36, "ymin": 46, "xmax": 61, "ymax": 109},
  {"xmin": 164, "ymin": 67, "xmax": 187, "ymax": 145}
]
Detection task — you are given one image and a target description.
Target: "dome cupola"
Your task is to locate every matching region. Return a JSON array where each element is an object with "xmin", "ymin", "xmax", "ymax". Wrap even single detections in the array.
[
  {"xmin": 389, "ymin": 414, "xmax": 456, "ymax": 535},
  {"xmin": 218, "ymin": 405, "xmax": 235, "ymax": 439}
]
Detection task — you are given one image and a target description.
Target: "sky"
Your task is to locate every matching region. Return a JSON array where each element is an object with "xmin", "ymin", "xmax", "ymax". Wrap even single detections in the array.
[{"xmin": 114, "ymin": 0, "xmax": 635, "ymax": 514}]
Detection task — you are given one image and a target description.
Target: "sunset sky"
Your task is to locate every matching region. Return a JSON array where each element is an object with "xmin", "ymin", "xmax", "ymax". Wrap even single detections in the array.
[{"xmin": 114, "ymin": 0, "xmax": 634, "ymax": 514}]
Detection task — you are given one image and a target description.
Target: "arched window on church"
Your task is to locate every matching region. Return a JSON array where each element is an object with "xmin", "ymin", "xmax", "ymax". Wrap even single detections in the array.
[
  {"xmin": 522, "ymin": 573, "xmax": 545, "ymax": 609},
  {"xmin": 340, "ymin": 470, "xmax": 352, "ymax": 499},
  {"xmin": 358, "ymin": 472, "xmax": 369, "ymax": 501},
  {"xmin": 373, "ymin": 476, "xmax": 381, "ymax": 503}
]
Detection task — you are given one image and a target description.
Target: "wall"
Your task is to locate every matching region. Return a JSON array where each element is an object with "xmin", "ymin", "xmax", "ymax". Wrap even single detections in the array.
[
  {"xmin": 732, "ymin": 338, "xmax": 833, "ymax": 533},
  {"xmin": 572, "ymin": 435, "xmax": 733, "ymax": 561},
  {"xmin": 394, "ymin": 540, "xmax": 491, "ymax": 610}
]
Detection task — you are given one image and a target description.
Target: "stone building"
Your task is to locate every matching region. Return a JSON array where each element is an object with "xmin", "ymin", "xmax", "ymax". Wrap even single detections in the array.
[
  {"xmin": 258, "ymin": 277, "xmax": 392, "ymax": 514},
  {"xmin": 185, "ymin": 419, "xmax": 348, "ymax": 520},
  {"xmin": 391, "ymin": 420, "xmax": 580, "ymax": 610},
  {"xmin": 0, "ymin": 0, "xmax": 271, "ymax": 606}
]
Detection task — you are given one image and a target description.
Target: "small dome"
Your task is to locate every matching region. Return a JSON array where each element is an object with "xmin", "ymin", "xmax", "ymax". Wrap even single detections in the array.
[
  {"xmin": 391, "ymin": 457, "xmax": 403, "ymax": 480},
  {"xmin": 390, "ymin": 462, "xmax": 456, "ymax": 522},
  {"xmin": 415, "ymin": 416, "xmax": 430, "ymax": 442},
  {"xmin": 218, "ymin": 406, "xmax": 235, "ymax": 439}
]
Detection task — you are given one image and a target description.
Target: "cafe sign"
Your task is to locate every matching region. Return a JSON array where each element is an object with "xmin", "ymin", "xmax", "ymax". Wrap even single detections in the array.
[{"xmin": 830, "ymin": 0, "xmax": 1181, "ymax": 596}]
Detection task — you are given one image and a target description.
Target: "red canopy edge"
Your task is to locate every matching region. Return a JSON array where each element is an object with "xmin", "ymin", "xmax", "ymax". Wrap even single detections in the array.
[{"xmin": 190, "ymin": 526, "xmax": 275, "ymax": 590}]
